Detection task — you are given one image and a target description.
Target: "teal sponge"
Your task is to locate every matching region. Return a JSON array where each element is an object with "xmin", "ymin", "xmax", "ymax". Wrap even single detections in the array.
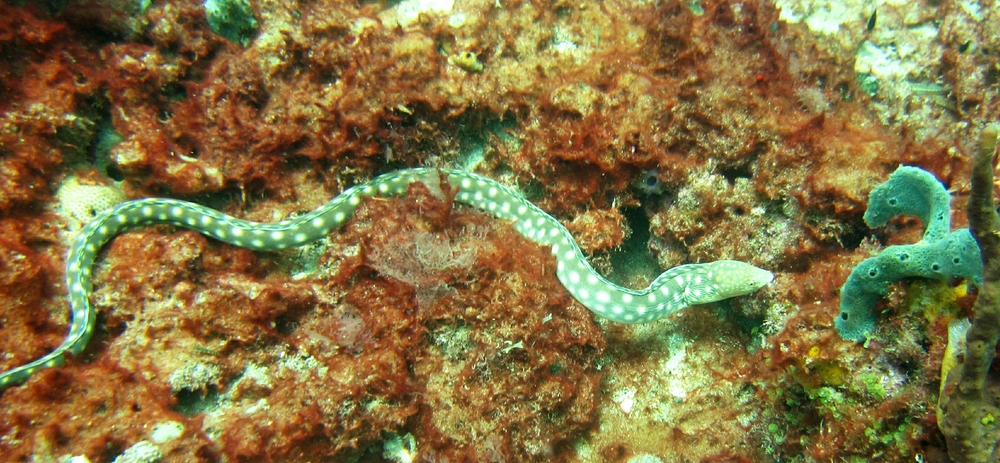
[
  {"xmin": 863, "ymin": 166, "xmax": 953, "ymax": 242},
  {"xmin": 836, "ymin": 166, "xmax": 983, "ymax": 341}
]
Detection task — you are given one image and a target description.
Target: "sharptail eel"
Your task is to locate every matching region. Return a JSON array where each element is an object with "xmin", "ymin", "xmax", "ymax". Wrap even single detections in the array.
[{"xmin": 0, "ymin": 168, "xmax": 773, "ymax": 388}]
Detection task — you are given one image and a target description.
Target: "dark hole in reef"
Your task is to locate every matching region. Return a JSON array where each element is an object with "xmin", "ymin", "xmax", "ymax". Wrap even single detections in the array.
[
  {"xmin": 275, "ymin": 313, "xmax": 298, "ymax": 335},
  {"xmin": 54, "ymin": 428, "xmax": 72, "ymax": 447},
  {"xmin": 961, "ymin": 99, "xmax": 980, "ymax": 113},
  {"xmin": 554, "ymin": 5, "xmax": 574, "ymax": 17},
  {"xmin": 48, "ymin": 9, "xmax": 123, "ymax": 44},
  {"xmin": 84, "ymin": 102, "xmax": 127, "ymax": 181},
  {"xmin": 284, "ymin": 151, "xmax": 315, "ymax": 170},
  {"xmin": 718, "ymin": 298, "xmax": 766, "ymax": 337},
  {"xmin": 837, "ymin": 222, "xmax": 870, "ymax": 251},
  {"xmin": 607, "ymin": 207, "xmax": 660, "ymax": 288},
  {"xmin": 894, "ymin": 357, "xmax": 922, "ymax": 378},
  {"xmin": 105, "ymin": 164, "xmax": 125, "ymax": 182},
  {"xmin": 161, "ymin": 82, "xmax": 188, "ymax": 102},
  {"xmin": 102, "ymin": 445, "xmax": 129, "ymax": 463},
  {"xmin": 836, "ymin": 82, "xmax": 851, "ymax": 101},
  {"xmin": 243, "ymin": 177, "xmax": 269, "ymax": 197},
  {"xmin": 192, "ymin": 189, "xmax": 246, "ymax": 214},
  {"xmin": 172, "ymin": 385, "xmax": 221, "ymax": 415},
  {"xmin": 720, "ymin": 164, "xmax": 753, "ymax": 184},
  {"xmin": 174, "ymin": 135, "xmax": 200, "ymax": 159},
  {"xmin": 986, "ymin": 64, "xmax": 999, "ymax": 86},
  {"xmin": 239, "ymin": 84, "xmax": 270, "ymax": 112}
]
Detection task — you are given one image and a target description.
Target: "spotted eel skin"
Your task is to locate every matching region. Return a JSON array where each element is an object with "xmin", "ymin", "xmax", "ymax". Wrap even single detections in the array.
[{"xmin": 0, "ymin": 168, "xmax": 773, "ymax": 388}]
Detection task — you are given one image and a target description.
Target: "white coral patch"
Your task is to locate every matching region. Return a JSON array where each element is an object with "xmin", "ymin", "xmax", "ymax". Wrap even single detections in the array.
[{"xmin": 56, "ymin": 176, "xmax": 127, "ymax": 225}]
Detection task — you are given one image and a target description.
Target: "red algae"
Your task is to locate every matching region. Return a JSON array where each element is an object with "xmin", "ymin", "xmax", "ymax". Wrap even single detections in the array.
[
  {"xmin": 0, "ymin": 3, "xmax": 102, "ymax": 214},
  {"xmin": 0, "ymin": 0, "xmax": 999, "ymax": 461},
  {"xmin": 356, "ymin": 183, "xmax": 606, "ymax": 461},
  {"xmin": 0, "ymin": 217, "xmax": 68, "ymax": 375},
  {"xmin": 0, "ymin": 180, "xmax": 603, "ymax": 461}
]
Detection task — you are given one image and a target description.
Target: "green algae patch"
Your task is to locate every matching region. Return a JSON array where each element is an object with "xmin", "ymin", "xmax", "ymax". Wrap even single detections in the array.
[{"xmin": 204, "ymin": 0, "xmax": 258, "ymax": 46}]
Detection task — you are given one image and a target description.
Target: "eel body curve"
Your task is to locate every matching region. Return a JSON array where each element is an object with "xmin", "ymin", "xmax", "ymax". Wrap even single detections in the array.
[{"xmin": 0, "ymin": 168, "xmax": 773, "ymax": 388}]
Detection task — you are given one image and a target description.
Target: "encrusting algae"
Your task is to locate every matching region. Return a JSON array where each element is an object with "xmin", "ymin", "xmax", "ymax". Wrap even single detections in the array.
[{"xmin": 0, "ymin": 0, "xmax": 998, "ymax": 461}]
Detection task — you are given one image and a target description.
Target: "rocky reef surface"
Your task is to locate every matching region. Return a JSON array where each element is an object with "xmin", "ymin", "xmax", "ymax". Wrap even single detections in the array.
[{"xmin": 0, "ymin": 0, "xmax": 998, "ymax": 461}]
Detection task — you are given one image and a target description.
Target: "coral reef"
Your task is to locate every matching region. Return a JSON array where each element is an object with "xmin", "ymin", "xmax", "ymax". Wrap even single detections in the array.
[{"xmin": 0, "ymin": 0, "xmax": 998, "ymax": 460}]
